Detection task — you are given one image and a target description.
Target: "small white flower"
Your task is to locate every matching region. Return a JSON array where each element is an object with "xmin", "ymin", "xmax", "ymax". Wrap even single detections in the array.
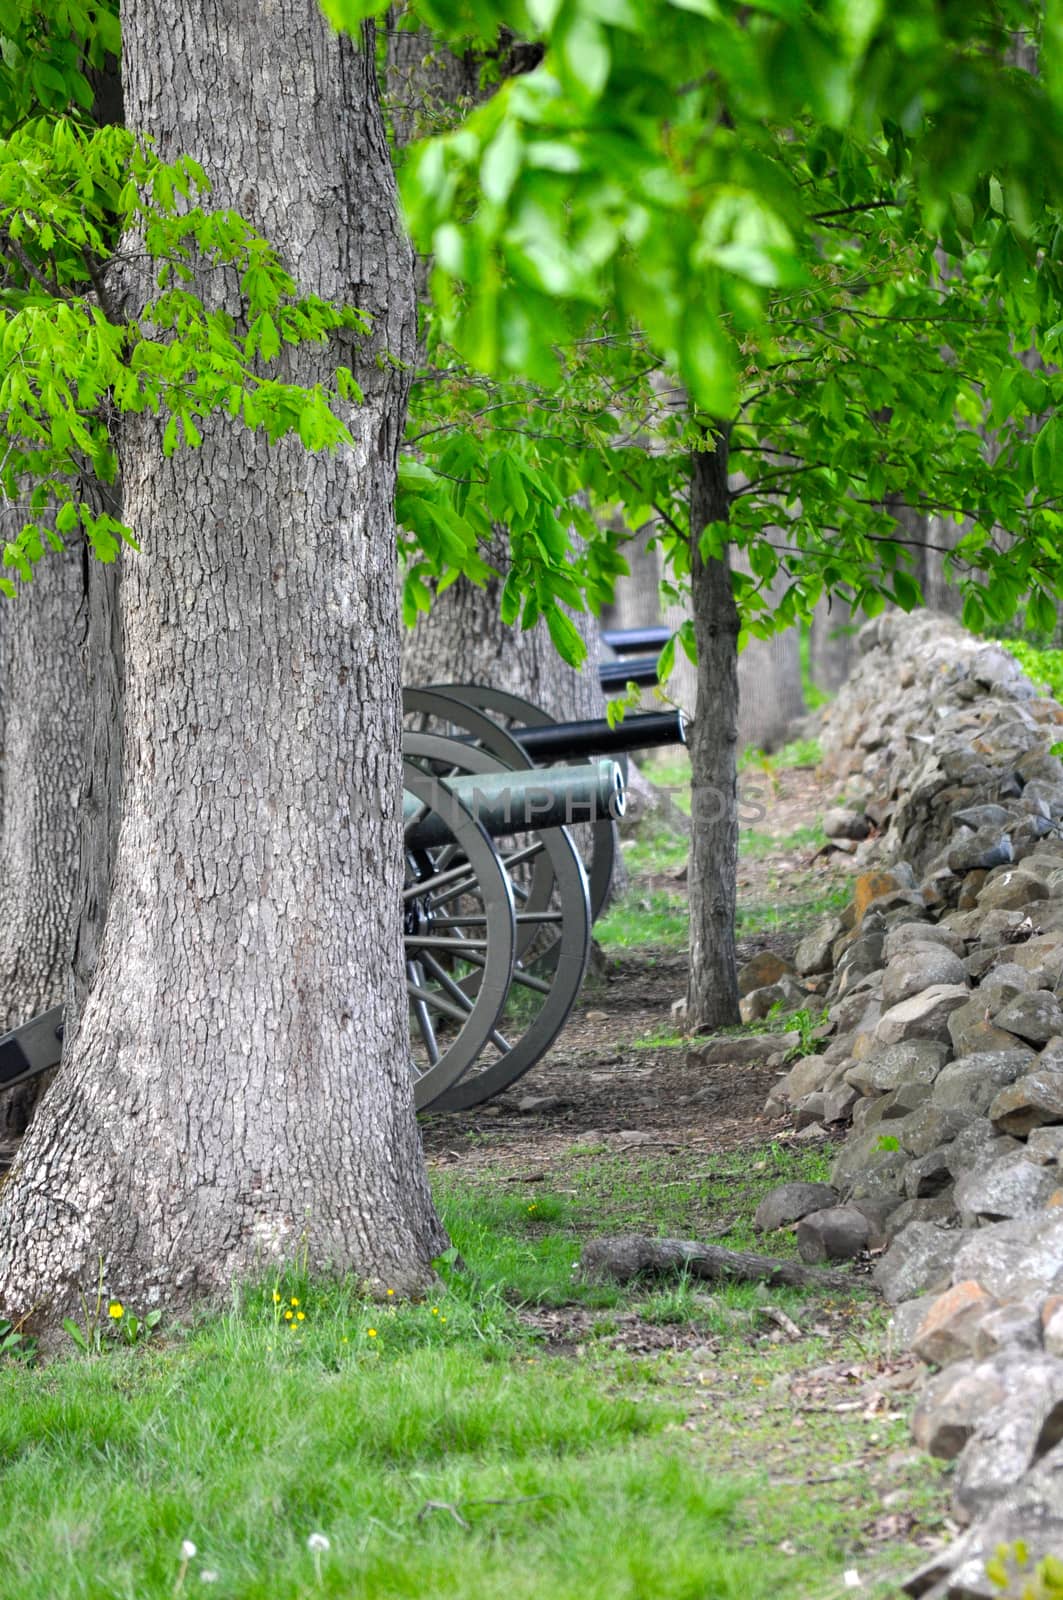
[
  {"xmin": 843, "ymin": 1572, "xmax": 862, "ymax": 1591},
  {"xmin": 307, "ymin": 1532, "xmax": 330, "ymax": 1553},
  {"xmin": 181, "ymin": 1541, "xmax": 198, "ymax": 1561},
  {"xmin": 200, "ymin": 1572, "xmax": 218, "ymax": 1585}
]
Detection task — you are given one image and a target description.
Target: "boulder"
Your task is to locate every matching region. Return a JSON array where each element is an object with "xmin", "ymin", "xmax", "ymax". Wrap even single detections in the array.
[
  {"xmin": 794, "ymin": 919, "xmax": 844, "ymax": 977},
  {"xmin": 904, "ymin": 1148, "xmax": 954, "ymax": 1200},
  {"xmin": 972, "ymin": 1300, "xmax": 1044, "ymax": 1360},
  {"xmin": 910, "ymin": 1280, "xmax": 997, "ymax": 1368},
  {"xmin": 992, "ymin": 989, "xmax": 1063, "ymax": 1046},
  {"xmin": 976, "ymin": 868, "xmax": 1050, "ymax": 912},
  {"xmin": 931, "ymin": 1050, "xmax": 1035, "ymax": 1116},
  {"xmin": 954, "ymin": 1150, "xmax": 1062, "ymax": 1223},
  {"xmin": 884, "ymin": 922, "xmax": 966, "ymax": 962},
  {"xmin": 752, "ymin": 1180, "xmax": 839, "ymax": 1234},
  {"xmin": 738, "ymin": 950, "xmax": 796, "ymax": 997},
  {"xmin": 952, "ymin": 1210, "xmax": 1063, "ymax": 1300},
  {"xmin": 952, "ymin": 1354, "xmax": 1063, "ymax": 1523},
  {"xmin": 946, "ymin": 999, "xmax": 1026, "ymax": 1058},
  {"xmin": 910, "ymin": 1358, "xmax": 995, "ymax": 1459},
  {"xmin": 947, "ymin": 827, "xmax": 1013, "ymax": 873},
  {"xmin": 823, "ymin": 807, "xmax": 870, "ymax": 841},
  {"xmin": 881, "ymin": 948, "xmax": 968, "ymax": 1009},
  {"xmin": 795, "ymin": 1205, "xmax": 870, "ymax": 1263},
  {"xmin": 844, "ymin": 1039, "xmax": 950, "ymax": 1096},
  {"xmin": 688, "ymin": 1031, "xmax": 801, "ymax": 1066},
  {"xmin": 873, "ymin": 1221, "xmax": 963, "ymax": 1305},
  {"xmin": 1026, "ymin": 1125, "xmax": 1063, "ymax": 1164},
  {"xmin": 990, "ymin": 1068, "xmax": 1063, "ymax": 1135},
  {"xmin": 874, "ymin": 984, "xmax": 971, "ymax": 1048}
]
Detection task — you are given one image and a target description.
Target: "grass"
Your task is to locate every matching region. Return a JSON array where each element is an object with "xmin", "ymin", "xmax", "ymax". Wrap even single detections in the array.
[
  {"xmin": 596, "ymin": 887, "xmax": 689, "ymax": 950},
  {"xmin": 0, "ymin": 1146, "xmax": 944, "ymax": 1600},
  {"xmin": 740, "ymin": 823, "xmax": 828, "ymax": 860}
]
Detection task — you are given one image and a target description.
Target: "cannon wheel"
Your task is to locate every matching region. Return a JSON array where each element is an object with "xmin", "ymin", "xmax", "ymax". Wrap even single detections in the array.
[
  {"xmin": 403, "ymin": 733, "xmax": 591, "ymax": 1111},
  {"xmin": 429, "ymin": 682, "xmax": 618, "ymax": 922},
  {"xmin": 403, "ymin": 764, "xmax": 516, "ymax": 1110},
  {"xmin": 404, "ymin": 689, "xmax": 561, "ymax": 967}
]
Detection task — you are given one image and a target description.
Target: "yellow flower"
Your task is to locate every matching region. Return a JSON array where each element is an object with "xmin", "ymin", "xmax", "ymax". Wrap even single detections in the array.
[
  {"xmin": 284, "ymin": 1311, "xmax": 293, "ymax": 1322},
  {"xmin": 272, "ymin": 1290, "xmax": 281, "ymax": 1304},
  {"xmin": 296, "ymin": 1312, "xmax": 305, "ymax": 1322},
  {"xmin": 386, "ymin": 1288, "xmax": 395, "ymax": 1297},
  {"xmin": 341, "ymin": 1337, "xmax": 349, "ymax": 1345},
  {"xmin": 431, "ymin": 1307, "xmax": 439, "ymax": 1316},
  {"xmin": 290, "ymin": 1297, "xmax": 299, "ymax": 1307},
  {"xmin": 367, "ymin": 1328, "xmax": 377, "ymax": 1338},
  {"xmin": 441, "ymin": 1317, "xmax": 447, "ymax": 1324},
  {"xmin": 108, "ymin": 1301, "xmax": 123, "ymax": 1320}
]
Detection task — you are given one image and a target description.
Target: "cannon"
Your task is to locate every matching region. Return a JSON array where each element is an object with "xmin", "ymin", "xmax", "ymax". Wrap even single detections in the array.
[
  {"xmin": 0, "ymin": 679, "xmax": 689, "ymax": 1122},
  {"xmin": 601, "ymin": 625, "xmax": 671, "ymax": 655}
]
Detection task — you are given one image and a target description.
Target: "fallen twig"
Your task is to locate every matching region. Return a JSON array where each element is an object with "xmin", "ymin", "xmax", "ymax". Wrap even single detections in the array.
[{"xmin": 578, "ymin": 1234, "xmax": 855, "ymax": 1292}]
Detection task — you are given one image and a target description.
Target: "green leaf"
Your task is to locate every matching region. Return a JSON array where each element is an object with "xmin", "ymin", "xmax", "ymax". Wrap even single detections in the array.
[{"xmin": 546, "ymin": 605, "xmax": 587, "ymax": 666}]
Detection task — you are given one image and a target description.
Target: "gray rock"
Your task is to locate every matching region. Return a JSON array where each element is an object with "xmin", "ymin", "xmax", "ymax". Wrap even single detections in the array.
[
  {"xmin": 990, "ymin": 1067, "xmax": 1063, "ymax": 1135},
  {"xmin": 902, "ymin": 1438, "xmax": 1063, "ymax": 1598},
  {"xmin": 905, "ymin": 1148, "xmax": 955, "ymax": 1199},
  {"xmin": 932, "ymin": 1049, "xmax": 1037, "ymax": 1116},
  {"xmin": 896, "ymin": 1102, "xmax": 976, "ymax": 1159},
  {"xmin": 992, "ymin": 989, "xmax": 1063, "ymax": 1045},
  {"xmin": 1026, "ymin": 1125, "xmax": 1063, "ymax": 1164},
  {"xmin": 910, "ymin": 1357, "xmax": 994, "ymax": 1458},
  {"xmin": 688, "ymin": 1031, "xmax": 800, "ymax": 1066},
  {"xmin": 821, "ymin": 1083, "xmax": 861, "ymax": 1124},
  {"xmin": 884, "ymin": 922, "xmax": 966, "ymax": 962},
  {"xmin": 772, "ymin": 1053, "xmax": 834, "ymax": 1105},
  {"xmin": 945, "ymin": 1119, "xmax": 1023, "ymax": 1180},
  {"xmin": 946, "ymin": 998, "xmax": 1025, "ymax": 1058},
  {"xmin": 752, "ymin": 1180, "xmax": 839, "ymax": 1234},
  {"xmin": 874, "ymin": 984, "xmax": 971, "ymax": 1047},
  {"xmin": 873, "ymin": 1221, "xmax": 963, "ymax": 1305},
  {"xmin": 952, "ymin": 1354, "xmax": 1063, "ymax": 1523},
  {"xmin": 794, "ymin": 920, "xmax": 843, "ymax": 977},
  {"xmin": 846, "ymin": 1197, "xmax": 898, "ymax": 1247},
  {"xmin": 947, "ymin": 827, "xmax": 1013, "ymax": 873},
  {"xmin": 795, "ymin": 1205, "xmax": 870, "ymax": 1263},
  {"xmin": 835, "ymin": 932, "xmax": 886, "ymax": 987},
  {"xmin": 1044, "ymin": 1302, "xmax": 1063, "ymax": 1359},
  {"xmin": 971, "ymin": 1299, "xmax": 1044, "ymax": 1360},
  {"xmin": 952, "ymin": 1210, "xmax": 1063, "ymax": 1300},
  {"xmin": 1006, "ymin": 932, "xmax": 1063, "ymax": 987},
  {"xmin": 845, "ymin": 1150, "xmax": 909, "ymax": 1206},
  {"xmin": 887, "ymin": 1194, "xmax": 961, "ymax": 1233},
  {"xmin": 954, "ymin": 1150, "xmax": 1062, "ymax": 1223},
  {"xmin": 845, "ymin": 1039, "xmax": 950, "ymax": 1095},
  {"xmin": 882, "ymin": 948, "xmax": 968, "ymax": 1009},
  {"xmin": 979, "ymin": 961, "xmax": 1036, "ymax": 1005},
  {"xmin": 952, "ymin": 804, "xmax": 1014, "ymax": 832},
  {"xmin": 823, "ymin": 807, "xmax": 870, "ymax": 841},
  {"xmin": 977, "ymin": 868, "xmax": 1051, "ymax": 912},
  {"xmin": 890, "ymin": 1295, "xmax": 935, "ymax": 1353}
]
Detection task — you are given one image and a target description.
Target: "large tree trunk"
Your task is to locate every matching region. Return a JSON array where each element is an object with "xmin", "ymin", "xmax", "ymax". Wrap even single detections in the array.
[
  {"xmin": 0, "ymin": 5, "xmax": 444, "ymax": 1332},
  {"xmin": 687, "ymin": 437, "xmax": 741, "ymax": 1031},
  {"xmin": 0, "ymin": 541, "xmax": 85, "ymax": 1148},
  {"xmin": 403, "ymin": 532, "xmax": 606, "ymax": 722}
]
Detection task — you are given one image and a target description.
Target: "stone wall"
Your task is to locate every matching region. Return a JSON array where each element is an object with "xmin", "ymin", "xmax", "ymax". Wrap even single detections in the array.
[{"xmin": 752, "ymin": 612, "xmax": 1063, "ymax": 1597}]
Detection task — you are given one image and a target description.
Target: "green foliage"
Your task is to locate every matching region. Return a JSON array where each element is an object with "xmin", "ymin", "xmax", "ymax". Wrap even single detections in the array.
[
  {"xmin": 1001, "ymin": 640, "xmax": 1063, "ymax": 702},
  {"xmin": 987, "ymin": 1541, "xmax": 1063, "ymax": 1598}
]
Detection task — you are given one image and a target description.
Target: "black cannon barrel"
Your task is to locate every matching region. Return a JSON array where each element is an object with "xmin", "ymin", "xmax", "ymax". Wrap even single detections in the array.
[
  {"xmin": 598, "ymin": 655, "xmax": 662, "ymax": 691},
  {"xmin": 514, "ymin": 709, "xmax": 685, "ymax": 761},
  {"xmin": 403, "ymin": 758, "xmax": 625, "ymax": 850},
  {"xmin": 601, "ymin": 625, "xmax": 672, "ymax": 655}
]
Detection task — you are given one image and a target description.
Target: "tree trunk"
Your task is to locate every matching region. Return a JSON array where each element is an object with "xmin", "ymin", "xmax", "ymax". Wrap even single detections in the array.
[
  {"xmin": 0, "ymin": 541, "xmax": 85, "ymax": 1145},
  {"xmin": 687, "ymin": 437, "xmax": 741, "ymax": 1030},
  {"xmin": 0, "ymin": 5, "xmax": 444, "ymax": 1332},
  {"xmin": 809, "ymin": 596, "xmax": 855, "ymax": 693},
  {"xmin": 403, "ymin": 531, "xmax": 606, "ymax": 722},
  {"xmin": 737, "ymin": 626, "xmax": 805, "ymax": 753}
]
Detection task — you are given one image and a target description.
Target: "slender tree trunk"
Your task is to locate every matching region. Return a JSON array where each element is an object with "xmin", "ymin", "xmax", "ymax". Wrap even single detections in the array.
[
  {"xmin": 809, "ymin": 596, "xmax": 855, "ymax": 693},
  {"xmin": 0, "ymin": 5, "xmax": 444, "ymax": 1332},
  {"xmin": 0, "ymin": 540, "xmax": 85, "ymax": 1146},
  {"xmin": 687, "ymin": 436, "xmax": 741, "ymax": 1030}
]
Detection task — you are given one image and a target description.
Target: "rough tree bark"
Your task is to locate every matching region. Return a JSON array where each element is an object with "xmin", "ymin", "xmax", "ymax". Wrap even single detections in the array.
[
  {"xmin": 0, "ymin": 539, "xmax": 85, "ymax": 1150},
  {"xmin": 0, "ymin": 4, "xmax": 445, "ymax": 1330},
  {"xmin": 687, "ymin": 436, "xmax": 741, "ymax": 1030},
  {"xmin": 736, "ymin": 625, "xmax": 805, "ymax": 753}
]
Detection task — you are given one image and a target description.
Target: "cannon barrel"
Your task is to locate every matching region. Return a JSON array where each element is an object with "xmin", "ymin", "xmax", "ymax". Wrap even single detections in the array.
[
  {"xmin": 513, "ymin": 709, "xmax": 685, "ymax": 761},
  {"xmin": 404, "ymin": 758, "xmax": 624, "ymax": 850},
  {"xmin": 598, "ymin": 655, "xmax": 663, "ymax": 691},
  {"xmin": 601, "ymin": 625, "xmax": 672, "ymax": 656}
]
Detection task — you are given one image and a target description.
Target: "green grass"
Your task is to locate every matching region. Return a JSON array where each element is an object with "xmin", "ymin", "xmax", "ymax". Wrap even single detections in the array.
[
  {"xmin": 595, "ymin": 887, "xmax": 688, "ymax": 950},
  {"xmin": 0, "ymin": 1148, "xmax": 946, "ymax": 1600},
  {"xmin": 738, "ymin": 736, "xmax": 823, "ymax": 775},
  {"xmin": 737, "ymin": 882, "xmax": 849, "ymax": 939},
  {"xmin": 739, "ymin": 823, "xmax": 827, "ymax": 860}
]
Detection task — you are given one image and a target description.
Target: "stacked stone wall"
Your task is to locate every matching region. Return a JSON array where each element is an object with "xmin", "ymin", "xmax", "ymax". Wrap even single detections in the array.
[{"xmin": 754, "ymin": 612, "xmax": 1063, "ymax": 1595}]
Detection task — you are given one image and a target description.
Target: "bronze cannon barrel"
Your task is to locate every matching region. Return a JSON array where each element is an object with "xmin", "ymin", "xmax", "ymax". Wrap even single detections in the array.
[{"xmin": 403, "ymin": 758, "xmax": 625, "ymax": 850}]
